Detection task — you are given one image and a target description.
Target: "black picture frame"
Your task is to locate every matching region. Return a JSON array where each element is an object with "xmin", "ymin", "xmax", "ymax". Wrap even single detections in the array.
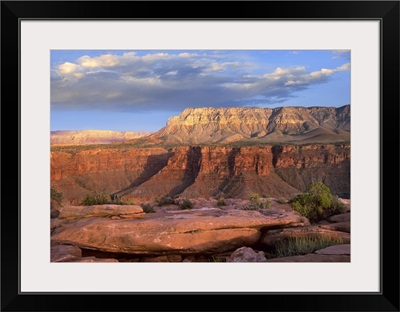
[{"xmin": 1, "ymin": 1, "xmax": 399, "ymax": 311}]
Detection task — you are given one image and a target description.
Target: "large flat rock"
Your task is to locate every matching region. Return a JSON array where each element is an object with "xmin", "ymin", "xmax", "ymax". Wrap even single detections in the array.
[
  {"xmin": 51, "ymin": 209, "xmax": 308, "ymax": 255},
  {"xmin": 58, "ymin": 205, "xmax": 144, "ymax": 220}
]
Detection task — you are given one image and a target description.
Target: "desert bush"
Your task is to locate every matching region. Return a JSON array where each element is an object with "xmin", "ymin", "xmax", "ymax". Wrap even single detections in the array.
[
  {"xmin": 208, "ymin": 256, "xmax": 227, "ymax": 262},
  {"xmin": 277, "ymin": 198, "xmax": 287, "ymax": 204},
  {"xmin": 242, "ymin": 197, "xmax": 271, "ymax": 210},
  {"xmin": 273, "ymin": 235, "xmax": 344, "ymax": 258},
  {"xmin": 50, "ymin": 187, "xmax": 63, "ymax": 205},
  {"xmin": 250, "ymin": 192, "xmax": 261, "ymax": 201},
  {"xmin": 122, "ymin": 198, "xmax": 135, "ymax": 205},
  {"xmin": 74, "ymin": 177, "xmax": 88, "ymax": 189},
  {"xmin": 289, "ymin": 182, "xmax": 345, "ymax": 223},
  {"xmin": 217, "ymin": 196, "xmax": 227, "ymax": 207},
  {"xmin": 179, "ymin": 198, "xmax": 194, "ymax": 210},
  {"xmin": 157, "ymin": 196, "xmax": 176, "ymax": 206},
  {"xmin": 82, "ymin": 191, "xmax": 124, "ymax": 206},
  {"xmin": 141, "ymin": 203, "xmax": 155, "ymax": 213},
  {"xmin": 261, "ymin": 193, "xmax": 269, "ymax": 199}
]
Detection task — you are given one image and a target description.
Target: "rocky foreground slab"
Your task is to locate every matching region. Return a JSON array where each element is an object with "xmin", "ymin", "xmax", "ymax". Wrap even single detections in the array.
[
  {"xmin": 51, "ymin": 200, "xmax": 350, "ymax": 262},
  {"xmin": 52, "ymin": 206, "xmax": 309, "ymax": 255}
]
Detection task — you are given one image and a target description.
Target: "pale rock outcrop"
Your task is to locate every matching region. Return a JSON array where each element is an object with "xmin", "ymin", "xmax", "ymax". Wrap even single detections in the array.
[
  {"xmin": 152, "ymin": 105, "xmax": 350, "ymax": 144},
  {"xmin": 51, "ymin": 130, "xmax": 152, "ymax": 145}
]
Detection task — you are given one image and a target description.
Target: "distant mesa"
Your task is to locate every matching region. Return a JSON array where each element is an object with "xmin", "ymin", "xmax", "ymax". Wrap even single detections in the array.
[
  {"xmin": 51, "ymin": 130, "xmax": 153, "ymax": 145},
  {"xmin": 51, "ymin": 105, "xmax": 350, "ymax": 146},
  {"xmin": 145, "ymin": 105, "xmax": 350, "ymax": 145}
]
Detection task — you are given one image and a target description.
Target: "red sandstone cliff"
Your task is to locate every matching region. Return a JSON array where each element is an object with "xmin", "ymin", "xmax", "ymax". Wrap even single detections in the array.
[{"xmin": 51, "ymin": 143, "xmax": 350, "ymax": 204}]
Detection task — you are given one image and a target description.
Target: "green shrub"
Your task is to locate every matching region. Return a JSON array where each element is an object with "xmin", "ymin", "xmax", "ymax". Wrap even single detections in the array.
[
  {"xmin": 273, "ymin": 235, "xmax": 344, "ymax": 258},
  {"xmin": 242, "ymin": 197, "xmax": 271, "ymax": 210},
  {"xmin": 74, "ymin": 177, "xmax": 88, "ymax": 189},
  {"xmin": 277, "ymin": 198, "xmax": 287, "ymax": 204},
  {"xmin": 290, "ymin": 182, "xmax": 345, "ymax": 223},
  {"xmin": 141, "ymin": 203, "xmax": 155, "ymax": 213},
  {"xmin": 81, "ymin": 191, "xmax": 124, "ymax": 206},
  {"xmin": 122, "ymin": 198, "xmax": 135, "ymax": 205},
  {"xmin": 157, "ymin": 196, "xmax": 176, "ymax": 206},
  {"xmin": 250, "ymin": 192, "xmax": 261, "ymax": 201},
  {"xmin": 50, "ymin": 187, "xmax": 63, "ymax": 205},
  {"xmin": 179, "ymin": 198, "xmax": 194, "ymax": 210},
  {"xmin": 217, "ymin": 196, "xmax": 227, "ymax": 207}
]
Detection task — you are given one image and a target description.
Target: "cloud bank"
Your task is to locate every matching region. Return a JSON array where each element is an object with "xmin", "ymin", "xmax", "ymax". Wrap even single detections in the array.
[{"xmin": 51, "ymin": 51, "xmax": 350, "ymax": 111}]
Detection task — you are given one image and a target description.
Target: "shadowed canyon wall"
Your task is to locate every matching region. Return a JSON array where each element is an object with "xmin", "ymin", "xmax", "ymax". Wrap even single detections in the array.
[{"xmin": 51, "ymin": 143, "xmax": 350, "ymax": 204}]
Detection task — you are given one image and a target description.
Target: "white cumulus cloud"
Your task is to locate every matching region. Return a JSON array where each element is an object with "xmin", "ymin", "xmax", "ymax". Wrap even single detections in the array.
[{"xmin": 51, "ymin": 51, "xmax": 350, "ymax": 111}]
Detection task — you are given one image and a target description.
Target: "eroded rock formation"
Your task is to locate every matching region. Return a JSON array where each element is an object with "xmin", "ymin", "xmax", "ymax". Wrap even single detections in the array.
[
  {"xmin": 149, "ymin": 105, "xmax": 350, "ymax": 144},
  {"xmin": 51, "ymin": 144, "xmax": 350, "ymax": 203}
]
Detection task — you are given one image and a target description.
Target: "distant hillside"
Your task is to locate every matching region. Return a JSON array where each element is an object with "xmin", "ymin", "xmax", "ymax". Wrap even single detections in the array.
[
  {"xmin": 146, "ymin": 105, "xmax": 350, "ymax": 145},
  {"xmin": 51, "ymin": 130, "xmax": 152, "ymax": 145}
]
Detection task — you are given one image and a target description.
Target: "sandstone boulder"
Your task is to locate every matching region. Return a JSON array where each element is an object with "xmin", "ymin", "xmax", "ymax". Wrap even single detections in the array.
[
  {"xmin": 327, "ymin": 213, "xmax": 350, "ymax": 223},
  {"xmin": 227, "ymin": 247, "xmax": 266, "ymax": 262},
  {"xmin": 52, "ymin": 209, "xmax": 308, "ymax": 255},
  {"xmin": 58, "ymin": 205, "xmax": 144, "ymax": 220}
]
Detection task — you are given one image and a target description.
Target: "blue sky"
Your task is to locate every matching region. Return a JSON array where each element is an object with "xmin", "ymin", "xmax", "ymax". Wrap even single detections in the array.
[{"xmin": 51, "ymin": 50, "xmax": 350, "ymax": 132}]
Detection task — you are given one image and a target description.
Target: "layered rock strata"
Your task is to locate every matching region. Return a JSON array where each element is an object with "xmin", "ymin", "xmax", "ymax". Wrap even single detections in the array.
[{"xmin": 51, "ymin": 144, "xmax": 350, "ymax": 203}]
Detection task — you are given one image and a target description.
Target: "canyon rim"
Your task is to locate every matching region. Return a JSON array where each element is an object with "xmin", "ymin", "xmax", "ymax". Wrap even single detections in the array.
[{"xmin": 50, "ymin": 50, "xmax": 351, "ymax": 263}]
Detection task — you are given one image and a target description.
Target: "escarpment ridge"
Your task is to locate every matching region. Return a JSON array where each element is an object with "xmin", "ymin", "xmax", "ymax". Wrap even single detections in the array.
[{"xmin": 146, "ymin": 105, "xmax": 350, "ymax": 145}]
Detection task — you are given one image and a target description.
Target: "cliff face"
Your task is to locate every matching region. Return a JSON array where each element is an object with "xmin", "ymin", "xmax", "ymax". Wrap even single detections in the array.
[
  {"xmin": 51, "ymin": 143, "xmax": 350, "ymax": 203},
  {"xmin": 273, "ymin": 144, "xmax": 351, "ymax": 198},
  {"xmin": 50, "ymin": 148, "xmax": 170, "ymax": 203},
  {"xmin": 149, "ymin": 105, "xmax": 350, "ymax": 144},
  {"xmin": 51, "ymin": 130, "xmax": 152, "ymax": 145}
]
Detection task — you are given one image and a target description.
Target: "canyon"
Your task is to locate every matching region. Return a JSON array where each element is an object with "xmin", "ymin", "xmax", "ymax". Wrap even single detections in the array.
[
  {"xmin": 51, "ymin": 105, "xmax": 350, "ymax": 204},
  {"xmin": 51, "ymin": 143, "xmax": 350, "ymax": 204},
  {"xmin": 50, "ymin": 105, "xmax": 351, "ymax": 262}
]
